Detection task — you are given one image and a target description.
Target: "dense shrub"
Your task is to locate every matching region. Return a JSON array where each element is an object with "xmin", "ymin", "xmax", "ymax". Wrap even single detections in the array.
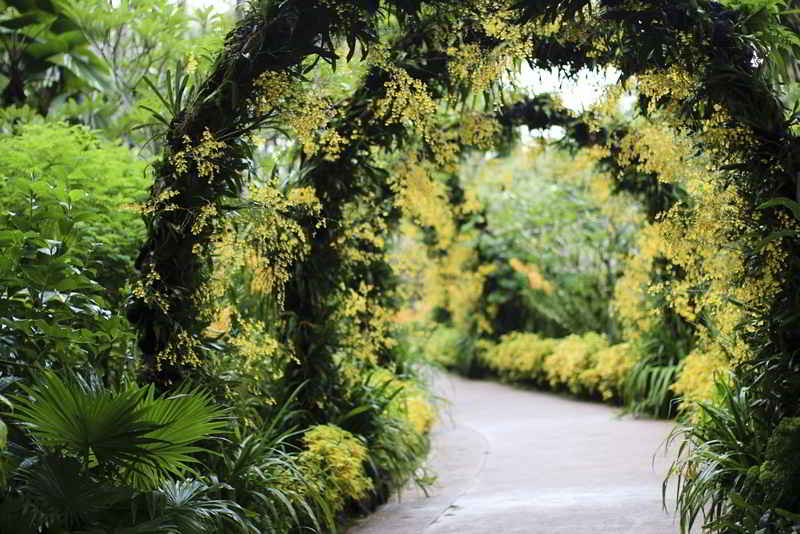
[
  {"xmin": 0, "ymin": 122, "xmax": 147, "ymax": 382},
  {"xmin": 579, "ymin": 342, "xmax": 637, "ymax": 401},
  {"xmin": 480, "ymin": 331, "xmax": 635, "ymax": 402},
  {"xmin": 298, "ymin": 424, "xmax": 374, "ymax": 514},
  {"xmin": 483, "ymin": 332, "xmax": 555, "ymax": 384}
]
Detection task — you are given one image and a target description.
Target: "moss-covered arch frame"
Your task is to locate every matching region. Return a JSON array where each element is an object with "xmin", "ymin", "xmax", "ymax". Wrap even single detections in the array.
[{"xmin": 130, "ymin": 0, "xmax": 800, "ymax": 528}]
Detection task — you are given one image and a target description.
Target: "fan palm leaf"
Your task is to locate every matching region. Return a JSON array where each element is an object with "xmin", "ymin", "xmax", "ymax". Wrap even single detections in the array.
[{"xmin": 12, "ymin": 371, "xmax": 226, "ymax": 489}]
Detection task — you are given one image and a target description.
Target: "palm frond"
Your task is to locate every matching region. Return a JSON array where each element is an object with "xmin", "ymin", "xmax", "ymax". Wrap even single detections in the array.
[{"xmin": 12, "ymin": 372, "xmax": 226, "ymax": 489}]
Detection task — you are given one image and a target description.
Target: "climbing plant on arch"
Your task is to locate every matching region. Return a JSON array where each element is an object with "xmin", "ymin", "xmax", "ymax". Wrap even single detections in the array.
[{"xmin": 131, "ymin": 0, "xmax": 800, "ymax": 531}]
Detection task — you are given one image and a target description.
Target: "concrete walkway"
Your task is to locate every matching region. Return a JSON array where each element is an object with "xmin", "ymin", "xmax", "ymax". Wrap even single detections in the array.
[{"xmin": 349, "ymin": 372, "xmax": 685, "ymax": 534}]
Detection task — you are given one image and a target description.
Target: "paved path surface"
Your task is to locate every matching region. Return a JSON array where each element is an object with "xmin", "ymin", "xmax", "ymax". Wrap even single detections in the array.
[{"xmin": 348, "ymin": 372, "xmax": 685, "ymax": 534}]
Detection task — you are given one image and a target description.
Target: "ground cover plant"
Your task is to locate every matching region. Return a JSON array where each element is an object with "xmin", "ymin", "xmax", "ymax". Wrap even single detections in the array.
[{"xmin": 1, "ymin": 0, "xmax": 800, "ymax": 533}]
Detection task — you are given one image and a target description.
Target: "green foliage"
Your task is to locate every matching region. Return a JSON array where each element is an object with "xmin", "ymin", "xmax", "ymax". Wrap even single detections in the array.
[
  {"xmin": 667, "ymin": 380, "xmax": 769, "ymax": 533},
  {"xmin": 333, "ymin": 364, "xmax": 432, "ymax": 504},
  {"xmin": 467, "ymin": 147, "xmax": 641, "ymax": 340},
  {"xmin": 0, "ymin": 373, "xmax": 242, "ymax": 534},
  {"xmin": 421, "ymin": 325, "xmax": 464, "ymax": 369},
  {"xmin": 622, "ymin": 352, "xmax": 679, "ymax": 419},
  {"xmin": 758, "ymin": 417, "xmax": 800, "ymax": 512},
  {"xmin": 211, "ymin": 429, "xmax": 335, "ymax": 534},
  {"xmin": 4, "ymin": 0, "xmax": 800, "ymax": 531},
  {"xmin": 144, "ymin": 479, "xmax": 254, "ymax": 534},
  {"xmin": 0, "ymin": 121, "xmax": 146, "ymax": 380},
  {"xmin": 0, "ymin": 121, "xmax": 147, "ymax": 303},
  {"xmin": 1, "ymin": 459, "xmax": 253, "ymax": 534},
  {"xmin": 11, "ymin": 371, "xmax": 226, "ymax": 489},
  {"xmin": 50, "ymin": 0, "xmax": 231, "ymax": 144},
  {"xmin": 665, "ymin": 379, "xmax": 800, "ymax": 533},
  {"xmin": 717, "ymin": 0, "xmax": 800, "ymax": 86},
  {"xmin": 0, "ymin": 0, "xmax": 109, "ymax": 110}
]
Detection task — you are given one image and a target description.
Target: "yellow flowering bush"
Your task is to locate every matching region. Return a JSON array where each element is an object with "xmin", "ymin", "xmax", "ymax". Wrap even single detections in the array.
[
  {"xmin": 297, "ymin": 424, "xmax": 373, "ymax": 513},
  {"xmin": 483, "ymin": 332, "xmax": 556, "ymax": 383},
  {"xmin": 672, "ymin": 343, "xmax": 730, "ymax": 414},
  {"xmin": 480, "ymin": 331, "xmax": 634, "ymax": 401},
  {"xmin": 579, "ymin": 342, "xmax": 637, "ymax": 401},
  {"xmin": 545, "ymin": 333, "xmax": 610, "ymax": 395}
]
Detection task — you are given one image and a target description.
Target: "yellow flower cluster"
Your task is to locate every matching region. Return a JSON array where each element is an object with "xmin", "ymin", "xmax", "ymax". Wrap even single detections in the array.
[
  {"xmin": 405, "ymin": 395, "xmax": 436, "ymax": 435},
  {"xmin": 228, "ymin": 318, "xmax": 286, "ymax": 381},
  {"xmin": 190, "ymin": 182, "xmax": 323, "ymax": 384},
  {"xmin": 191, "ymin": 203, "xmax": 218, "ymax": 235},
  {"xmin": 605, "ymin": 80, "xmax": 787, "ymax": 366},
  {"xmin": 617, "ymin": 123, "xmax": 703, "ymax": 186},
  {"xmin": 335, "ymin": 288, "xmax": 399, "ymax": 364},
  {"xmin": 671, "ymin": 340, "xmax": 730, "ymax": 415},
  {"xmin": 483, "ymin": 332, "xmax": 557, "ymax": 382},
  {"xmin": 160, "ymin": 328, "xmax": 203, "ymax": 368},
  {"xmin": 252, "ymin": 70, "xmax": 345, "ymax": 159},
  {"xmin": 390, "ymin": 155, "xmax": 456, "ymax": 247},
  {"xmin": 445, "ymin": 0, "xmax": 531, "ymax": 93},
  {"xmin": 131, "ymin": 270, "xmax": 170, "ymax": 313},
  {"xmin": 375, "ymin": 65, "xmax": 437, "ymax": 129},
  {"xmin": 136, "ymin": 187, "xmax": 179, "ymax": 216},
  {"xmin": 214, "ymin": 183, "xmax": 321, "ymax": 307},
  {"xmin": 447, "ymin": 44, "xmax": 510, "ymax": 96},
  {"xmin": 458, "ymin": 113, "xmax": 502, "ymax": 150},
  {"xmin": 509, "ymin": 257, "xmax": 553, "ymax": 294},
  {"xmin": 635, "ymin": 67, "xmax": 696, "ymax": 115},
  {"xmin": 297, "ymin": 424, "xmax": 373, "ymax": 513},
  {"xmin": 613, "ymin": 226, "xmax": 660, "ymax": 338},
  {"xmin": 335, "ymin": 203, "xmax": 388, "ymax": 266},
  {"xmin": 580, "ymin": 342, "xmax": 637, "ymax": 401},
  {"xmin": 170, "ymin": 129, "xmax": 227, "ymax": 181}
]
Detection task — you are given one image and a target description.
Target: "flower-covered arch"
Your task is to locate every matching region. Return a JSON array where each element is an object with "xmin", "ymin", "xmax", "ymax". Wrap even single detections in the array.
[{"xmin": 131, "ymin": 1, "xmax": 800, "ymax": 529}]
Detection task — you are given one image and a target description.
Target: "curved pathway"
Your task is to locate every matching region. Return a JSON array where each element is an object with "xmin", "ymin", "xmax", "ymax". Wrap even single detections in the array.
[{"xmin": 349, "ymin": 372, "xmax": 686, "ymax": 534}]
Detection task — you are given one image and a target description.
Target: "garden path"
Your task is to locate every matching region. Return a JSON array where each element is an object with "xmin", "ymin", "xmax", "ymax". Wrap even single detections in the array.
[{"xmin": 348, "ymin": 372, "xmax": 686, "ymax": 534}]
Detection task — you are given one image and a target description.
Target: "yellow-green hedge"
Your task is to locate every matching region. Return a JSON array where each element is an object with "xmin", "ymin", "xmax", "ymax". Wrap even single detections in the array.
[{"xmin": 482, "ymin": 332, "xmax": 636, "ymax": 401}]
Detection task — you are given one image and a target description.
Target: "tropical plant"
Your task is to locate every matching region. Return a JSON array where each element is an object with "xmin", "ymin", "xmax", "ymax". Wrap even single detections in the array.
[
  {"xmin": 666, "ymin": 380, "xmax": 772, "ymax": 533},
  {"xmin": 205, "ymin": 384, "xmax": 337, "ymax": 534},
  {"xmin": 211, "ymin": 430, "xmax": 335, "ymax": 534},
  {"xmin": 336, "ymin": 366, "xmax": 432, "ymax": 505},
  {"xmin": 0, "ymin": 371, "xmax": 235, "ymax": 533},
  {"xmin": 57, "ymin": 0, "xmax": 231, "ymax": 144},
  {"xmin": 0, "ymin": 121, "xmax": 147, "ymax": 381},
  {"xmin": 11, "ymin": 371, "xmax": 226, "ymax": 487},
  {"xmin": 0, "ymin": 0, "xmax": 109, "ymax": 111}
]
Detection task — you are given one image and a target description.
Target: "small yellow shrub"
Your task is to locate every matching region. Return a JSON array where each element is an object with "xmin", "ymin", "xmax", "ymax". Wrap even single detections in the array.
[
  {"xmin": 297, "ymin": 424, "xmax": 373, "ymax": 512},
  {"xmin": 579, "ymin": 342, "xmax": 637, "ymax": 400},
  {"xmin": 545, "ymin": 333, "xmax": 609, "ymax": 394},
  {"xmin": 483, "ymin": 332, "xmax": 556, "ymax": 382},
  {"xmin": 671, "ymin": 346, "xmax": 729, "ymax": 413}
]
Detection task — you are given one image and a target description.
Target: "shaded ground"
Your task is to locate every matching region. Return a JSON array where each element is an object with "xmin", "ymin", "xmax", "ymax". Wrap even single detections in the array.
[{"xmin": 349, "ymin": 372, "xmax": 686, "ymax": 534}]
